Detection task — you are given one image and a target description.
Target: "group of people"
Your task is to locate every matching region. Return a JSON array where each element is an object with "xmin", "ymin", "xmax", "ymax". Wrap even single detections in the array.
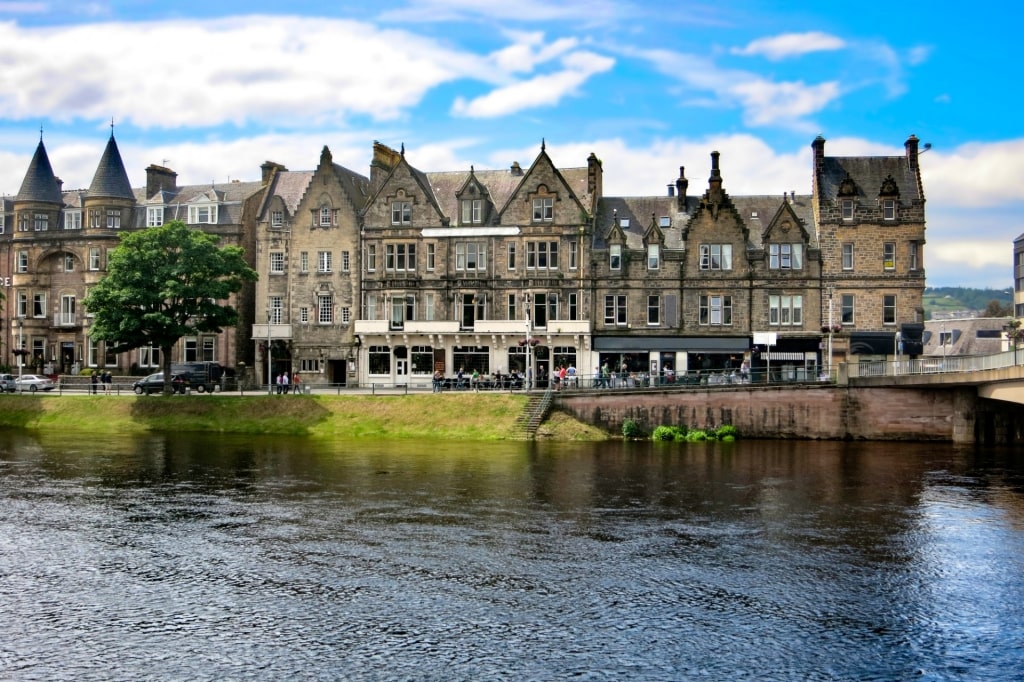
[
  {"xmin": 432, "ymin": 367, "xmax": 527, "ymax": 392},
  {"xmin": 273, "ymin": 371, "xmax": 302, "ymax": 394},
  {"xmin": 90, "ymin": 369, "xmax": 113, "ymax": 394},
  {"xmin": 550, "ymin": 364, "xmax": 578, "ymax": 391}
]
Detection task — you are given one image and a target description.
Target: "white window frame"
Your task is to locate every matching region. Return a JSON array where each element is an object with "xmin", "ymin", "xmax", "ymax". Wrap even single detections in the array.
[
  {"xmin": 909, "ymin": 241, "xmax": 919, "ymax": 271},
  {"xmin": 883, "ymin": 294, "xmax": 897, "ymax": 325},
  {"xmin": 699, "ymin": 294, "xmax": 733, "ymax": 326},
  {"xmin": 300, "ymin": 251, "xmax": 309, "ymax": 273},
  {"xmin": 507, "ymin": 242, "xmax": 516, "ymax": 270},
  {"xmin": 841, "ymin": 294, "xmax": 855, "ymax": 325},
  {"xmin": 17, "ymin": 250, "xmax": 28, "ymax": 273},
  {"xmin": 456, "ymin": 242, "xmax": 487, "ymax": 272},
  {"xmin": 188, "ymin": 204, "xmax": 218, "ymax": 225},
  {"xmin": 34, "ymin": 213, "xmax": 48, "ymax": 231},
  {"xmin": 882, "ymin": 199, "xmax": 896, "ymax": 221},
  {"xmin": 147, "ymin": 207, "xmax": 164, "ymax": 227},
  {"xmin": 318, "ymin": 294, "xmax": 334, "ymax": 324},
  {"xmin": 883, "ymin": 242, "xmax": 896, "ymax": 270},
  {"xmin": 106, "ymin": 209, "xmax": 121, "ymax": 229},
  {"xmin": 569, "ymin": 241, "xmax": 579, "ymax": 270},
  {"xmin": 604, "ymin": 295, "xmax": 627, "ymax": 326},
  {"xmin": 268, "ymin": 296, "xmax": 283, "ymax": 324},
  {"xmin": 841, "ymin": 199, "xmax": 854, "ymax": 221},
  {"xmin": 610, "ymin": 244, "xmax": 621, "ymax": 271},
  {"xmin": 647, "ymin": 244, "xmax": 660, "ymax": 270},
  {"xmin": 366, "ymin": 244, "xmax": 377, "ymax": 272},
  {"xmin": 342, "ymin": 251, "xmax": 350, "ymax": 272},
  {"xmin": 769, "ymin": 243, "xmax": 803, "ymax": 270},
  {"xmin": 532, "ymin": 197, "xmax": 553, "ymax": 222},
  {"xmin": 526, "ymin": 241, "xmax": 558, "ymax": 271},
  {"xmin": 842, "ymin": 243, "xmax": 854, "ymax": 270},
  {"xmin": 318, "ymin": 251, "xmax": 332, "ymax": 273},
  {"xmin": 769, "ymin": 294, "xmax": 803, "ymax": 326},
  {"xmin": 65, "ymin": 210, "xmax": 82, "ymax": 230},
  {"xmin": 391, "ymin": 201, "xmax": 411, "ymax": 225},
  {"xmin": 271, "ymin": 210, "xmax": 284, "ymax": 228},
  {"xmin": 462, "ymin": 199, "xmax": 482, "ymax": 225},
  {"xmin": 699, "ymin": 244, "xmax": 733, "ymax": 271},
  {"xmin": 647, "ymin": 295, "xmax": 660, "ymax": 325},
  {"xmin": 270, "ymin": 251, "xmax": 285, "ymax": 274},
  {"xmin": 320, "ymin": 205, "xmax": 332, "ymax": 227},
  {"xmin": 426, "ymin": 243, "xmax": 435, "ymax": 271},
  {"xmin": 89, "ymin": 247, "xmax": 101, "ymax": 271}
]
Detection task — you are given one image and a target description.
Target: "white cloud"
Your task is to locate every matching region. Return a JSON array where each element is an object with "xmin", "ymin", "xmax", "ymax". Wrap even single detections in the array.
[
  {"xmin": 729, "ymin": 79, "xmax": 841, "ymax": 128},
  {"xmin": 377, "ymin": 0, "xmax": 627, "ymax": 25},
  {"xmin": 0, "ymin": 17, "xmax": 488, "ymax": 128},
  {"xmin": 452, "ymin": 51, "xmax": 614, "ymax": 118},
  {"xmin": 490, "ymin": 32, "xmax": 579, "ymax": 74},
  {"xmin": 921, "ymin": 139, "xmax": 1024, "ymax": 207},
  {"xmin": 732, "ymin": 32, "xmax": 845, "ymax": 60},
  {"xmin": 628, "ymin": 47, "xmax": 841, "ymax": 130},
  {"xmin": 0, "ymin": 2, "xmax": 48, "ymax": 13}
]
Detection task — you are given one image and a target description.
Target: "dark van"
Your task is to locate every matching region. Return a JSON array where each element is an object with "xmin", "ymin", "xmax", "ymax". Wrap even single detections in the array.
[{"xmin": 170, "ymin": 361, "xmax": 235, "ymax": 393}]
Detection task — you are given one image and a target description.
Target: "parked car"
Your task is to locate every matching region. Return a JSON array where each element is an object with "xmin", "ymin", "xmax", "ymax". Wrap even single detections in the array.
[
  {"xmin": 133, "ymin": 372, "xmax": 187, "ymax": 395},
  {"xmin": 15, "ymin": 374, "xmax": 55, "ymax": 392},
  {"xmin": 0, "ymin": 373, "xmax": 17, "ymax": 393}
]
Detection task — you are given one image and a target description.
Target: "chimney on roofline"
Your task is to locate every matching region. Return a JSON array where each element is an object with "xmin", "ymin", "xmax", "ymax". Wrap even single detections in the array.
[
  {"xmin": 146, "ymin": 164, "xmax": 178, "ymax": 198},
  {"xmin": 675, "ymin": 166, "xmax": 688, "ymax": 211}
]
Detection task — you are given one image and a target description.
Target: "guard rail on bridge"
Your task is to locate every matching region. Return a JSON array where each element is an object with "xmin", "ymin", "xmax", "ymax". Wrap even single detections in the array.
[{"xmin": 847, "ymin": 350, "xmax": 1021, "ymax": 379}]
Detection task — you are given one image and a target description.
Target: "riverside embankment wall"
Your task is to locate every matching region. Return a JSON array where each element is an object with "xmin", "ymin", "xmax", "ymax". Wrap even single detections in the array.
[{"xmin": 556, "ymin": 384, "xmax": 996, "ymax": 443}]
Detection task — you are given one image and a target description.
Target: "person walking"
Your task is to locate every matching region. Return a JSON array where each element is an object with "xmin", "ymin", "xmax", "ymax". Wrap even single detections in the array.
[
  {"xmin": 102, "ymin": 370, "xmax": 112, "ymax": 395},
  {"xmin": 282, "ymin": 371, "xmax": 290, "ymax": 395},
  {"xmin": 292, "ymin": 372, "xmax": 301, "ymax": 395},
  {"xmin": 90, "ymin": 370, "xmax": 99, "ymax": 395}
]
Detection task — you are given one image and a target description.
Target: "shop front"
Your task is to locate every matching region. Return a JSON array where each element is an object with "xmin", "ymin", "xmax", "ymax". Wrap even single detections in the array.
[{"xmin": 593, "ymin": 336, "xmax": 750, "ymax": 386}]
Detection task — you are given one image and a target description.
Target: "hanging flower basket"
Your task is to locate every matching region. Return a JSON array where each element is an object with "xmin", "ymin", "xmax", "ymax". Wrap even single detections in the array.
[
  {"xmin": 820, "ymin": 324, "xmax": 842, "ymax": 334},
  {"xmin": 11, "ymin": 348, "xmax": 29, "ymax": 357}
]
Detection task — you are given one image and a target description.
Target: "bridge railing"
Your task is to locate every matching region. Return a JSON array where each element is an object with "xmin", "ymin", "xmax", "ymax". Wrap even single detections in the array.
[{"xmin": 848, "ymin": 350, "xmax": 1021, "ymax": 379}]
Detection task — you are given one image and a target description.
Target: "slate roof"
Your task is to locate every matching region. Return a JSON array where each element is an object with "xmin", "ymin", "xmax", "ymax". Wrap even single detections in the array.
[
  {"xmin": 817, "ymin": 156, "xmax": 921, "ymax": 203},
  {"xmin": 129, "ymin": 180, "xmax": 265, "ymax": 227},
  {"xmin": 87, "ymin": 135, "xmax": 134, "ymax": 200},
  {"xmin": 731, "ymin": 195, "xmax": 816, "ymax": 249},
  {"xmin": 424, "ymin": 165, "xmax": 591, "ymax": 224},
  {"xmin": 16, "ymin": 140, "xmax": 63, "ymax": 204},
  {"xmin": 595, "ymin": 196, "xmax": 693, "ymax": 250}
]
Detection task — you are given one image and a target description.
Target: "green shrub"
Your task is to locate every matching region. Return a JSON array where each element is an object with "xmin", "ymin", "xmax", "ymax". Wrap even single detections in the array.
[
  {"xmin": 716, "ymin": 424, "xmax": 738, "ymax": 439},
  {"xmin": 652, "ymin": 425, "xmax": 676, "ymax": 441},
  {"xmin": 622, "ymin": 418, "xmax": 644, "ymax": 439},
  {"xmin": 685, "ymin": 429, "xmax": 708, "ymax": 441}
]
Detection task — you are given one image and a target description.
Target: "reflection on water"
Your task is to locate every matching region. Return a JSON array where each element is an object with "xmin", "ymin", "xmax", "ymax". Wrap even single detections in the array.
[{"xmin": 1, "ymin": 431, "xmax": 1023, "ymax": 681}]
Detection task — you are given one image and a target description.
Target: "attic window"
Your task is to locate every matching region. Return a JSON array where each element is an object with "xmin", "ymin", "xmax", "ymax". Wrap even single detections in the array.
[
  {"xmin": 619, "ymin": 218, "xmax": 630, "ymax": 228},
  {"xmin": 751, "ymin": 211, "xmax": 758, "ymax": 218},
  {"xmin": 659, "ymin": 216, "xmax": 671, "ymax": 227},
  {"xmin": 188, "ymin": 204, "xmax": 218, "ymax": 225}
]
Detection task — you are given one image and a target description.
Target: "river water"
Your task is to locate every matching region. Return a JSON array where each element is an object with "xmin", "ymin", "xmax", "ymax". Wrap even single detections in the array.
[{"xmin": 1, "ymin": 431, "xmax": 1022, "ymax": 681}]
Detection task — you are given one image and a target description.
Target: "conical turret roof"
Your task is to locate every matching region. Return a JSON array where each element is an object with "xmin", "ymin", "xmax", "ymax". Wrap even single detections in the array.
[
  {"xmin": 87, "ymin": 134, "xmax": 134, "ymax": 200},
  {"xmin": 15, "ymin": 139, "xmax": 63, "ymax": 204}
]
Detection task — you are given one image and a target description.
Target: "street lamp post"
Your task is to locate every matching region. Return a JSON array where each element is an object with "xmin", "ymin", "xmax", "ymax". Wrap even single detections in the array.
[
  {"xmin": 17, "ymin": 318, "xmax": 24, "ymax": 380},
  {"xmin": 941, "ymin": 322, "xmax": 946, "ymax": 367},
  {"xmin": 266, "ymin": 310, "xmax": 273, "ymax": 395},
  {"xmin": 525, "ymin": 294, "xmax": 532, "ymax": 392}
]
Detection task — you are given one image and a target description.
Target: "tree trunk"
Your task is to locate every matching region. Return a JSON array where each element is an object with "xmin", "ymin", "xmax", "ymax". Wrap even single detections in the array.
[{"xmin": 161, "ymin": 344, "xmax": 175, "ymax": 395}]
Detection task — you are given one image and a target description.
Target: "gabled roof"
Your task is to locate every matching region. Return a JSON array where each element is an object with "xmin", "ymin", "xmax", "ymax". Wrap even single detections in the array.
[
  {"xmin": 87, "ymin": 135, "xmax": 134, "ymax": 200},
  {"xmin": 127, "ymin": 179, "xmax": 264, "ymax": 227},
  {"xmin": 818, "ymin": 156, "xmax": 922, "ymax": 203},
  {"xmin": 16, "ymin": 139, "xmax": 63, "ymax": 204},
  {"xmin": 363, "ymin": 147, "xmax": 446, "ymax": 221},
  {"xmin": 595, "ymin": 196, "xmax": 692, "ymax": 250},
  {"xmin": 732, "ymin": 195, "xmax": 815, "ymax": 249},
  {"xmin": 495, "ymin": 145, "xmax": 592, "ymax": 220}
]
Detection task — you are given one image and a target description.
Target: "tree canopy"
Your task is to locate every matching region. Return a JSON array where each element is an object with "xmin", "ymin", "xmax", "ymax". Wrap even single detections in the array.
[{"xmin": 84, "ymin": 220, "xmax": 257, "ymax": 392}]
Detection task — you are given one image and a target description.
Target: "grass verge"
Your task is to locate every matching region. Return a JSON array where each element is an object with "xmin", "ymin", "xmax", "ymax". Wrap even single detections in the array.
[{"xmin": 0, "ymin": 393, "xmax": 609, "ymax": 441}]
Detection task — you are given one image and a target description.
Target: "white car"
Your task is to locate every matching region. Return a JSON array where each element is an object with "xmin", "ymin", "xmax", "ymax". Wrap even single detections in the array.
[{"xmin": 15, "ymin": 374, "xmax": 56, "ymax": 392}]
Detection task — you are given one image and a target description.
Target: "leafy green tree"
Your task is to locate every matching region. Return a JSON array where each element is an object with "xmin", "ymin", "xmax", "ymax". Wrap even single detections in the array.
[
  {"xmin": 84, "ymin": 220, "xmax": 257, "ymax": 393},
  {"xmin": 983, "ymin": 299, "xmax": 1012, "ymax": 317}
]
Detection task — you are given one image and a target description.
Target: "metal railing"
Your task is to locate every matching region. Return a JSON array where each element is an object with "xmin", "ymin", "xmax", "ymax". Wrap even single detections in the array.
[{"xmin": 847, "ymin": 350, "xmax": 1021, "ymax": 379}]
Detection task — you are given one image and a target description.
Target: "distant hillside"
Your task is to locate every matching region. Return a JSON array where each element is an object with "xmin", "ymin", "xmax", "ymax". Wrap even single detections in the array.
[{"xmin": 924, "ymin": 287, "xmax": 1013, "ymax": 319}]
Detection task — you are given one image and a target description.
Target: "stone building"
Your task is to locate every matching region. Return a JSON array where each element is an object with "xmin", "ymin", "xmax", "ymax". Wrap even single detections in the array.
[
  {"xmin": 353, "ymin": 141, "xmax": 595, "ymax": 388},
  {"xmin": 1, "ymin": 131, "xmax": 928, "ymax": 386},
  {"xmin": 0, "ymin": 133, "xmax": 264, "ymax": 377},
  {"xmin": 250, "ymin": 145, "xmax": 370, "ymax": 388}
]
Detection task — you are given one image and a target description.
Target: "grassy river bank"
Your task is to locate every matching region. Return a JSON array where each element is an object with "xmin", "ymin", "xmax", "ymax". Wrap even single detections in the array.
[{"xmin": 0, "ymin": 393, "xmax": 609, "ymax": 441}]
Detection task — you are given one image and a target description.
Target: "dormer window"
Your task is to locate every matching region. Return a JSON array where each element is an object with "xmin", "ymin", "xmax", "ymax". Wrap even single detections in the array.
[
  {"xmin": 271, "ymin": 210, "xmax": 283, "ymax": 228},
  {"xmin": 65, "ymin": 210, "xmax": 81, "ymax": 230},
  {"xmin": 619, "ymin": 218, "xmax": 630, "ymax": 228},
  {"xmin": 841, "ymin": 200, "xmax": 854, "ymax": 221},
  {"xmin": 610, "ymin": 244, "xmax": 622, "ymax": 271},
  {"xmin": 647, "ymin": 244, "xmax": 660, "ymax": 270},
  {"xmin": 147, "ymin": 207, "xmax": 163, "ymax": 227},
  {"xmin": 461, "ymin": 199, "xmax": 482, "ymax": 224},
  {"xmin": 659, "ymin": 216, "xmax": 671, "ymax": 228},
  {"xmin": 189, "ymin": 204, "xmax": 218, "ymax": 225}
]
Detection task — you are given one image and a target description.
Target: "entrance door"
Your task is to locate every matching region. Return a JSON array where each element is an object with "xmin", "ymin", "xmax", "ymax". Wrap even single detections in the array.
[{"xmin": 396, "ymin": 359, "xmax": 408, "ymax": 383}]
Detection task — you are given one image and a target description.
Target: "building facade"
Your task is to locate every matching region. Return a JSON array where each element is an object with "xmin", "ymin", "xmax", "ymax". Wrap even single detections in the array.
[
  {"xmin": 1, "ymin": 132, "xmax": 928, "ymax": 386},
  {"xmin": 0, "ymin": 134, "xmax": 264, "ymax": 377}
]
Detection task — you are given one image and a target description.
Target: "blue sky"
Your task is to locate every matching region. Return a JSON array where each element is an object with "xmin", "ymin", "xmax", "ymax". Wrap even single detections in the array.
[{"xmin": 0, "ymin": 0, "xmax": 1020, "ymax": 289}]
